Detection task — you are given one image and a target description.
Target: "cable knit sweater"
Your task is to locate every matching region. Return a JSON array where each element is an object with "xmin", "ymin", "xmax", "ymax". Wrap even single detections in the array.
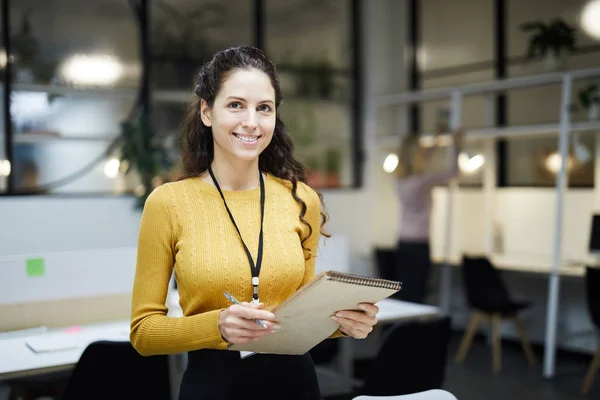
[{"xmin": 130, "ymin": 174, "xmax": 341, "ymax": 356}]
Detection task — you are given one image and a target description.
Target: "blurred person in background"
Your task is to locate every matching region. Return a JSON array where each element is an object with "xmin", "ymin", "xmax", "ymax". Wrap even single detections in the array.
[{"xmin": 390, "ymin": 130, "xmax": 462, "ymax": 304}]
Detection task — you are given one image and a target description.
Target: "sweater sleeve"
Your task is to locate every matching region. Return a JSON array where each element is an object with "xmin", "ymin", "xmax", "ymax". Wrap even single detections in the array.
[{"xmin": 130, "ymin": 185, "xmax": 227, "ymax": 356}]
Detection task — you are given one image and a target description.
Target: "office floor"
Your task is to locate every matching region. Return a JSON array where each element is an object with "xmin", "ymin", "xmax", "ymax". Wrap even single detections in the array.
[
  {"xmin": 1, "ymin": 335, "xmax": 597, "ymax": 400},
  {"xmin": 324, "ymin": 333, "xmax": 599, "ymax": 400}
]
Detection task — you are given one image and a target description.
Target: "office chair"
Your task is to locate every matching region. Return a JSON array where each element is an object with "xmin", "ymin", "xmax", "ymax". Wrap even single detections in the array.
[
  {"xmin": 62, "ymin": 340, "xmax": 170, "ymax": 400},
  {"xmin": 455, "ymin": 256, "xmax": 536, "ymax": 374},
  {"xmin": 353, "ymin": 389, "xmax": 458, "ymax": 400},
  {"xmin": 582, "ymin": 267, "xmax": 600, "ymax": 395},
  {"xmin": 356, "ymin": 316, "xmax": 452, "ymax": 397},
  {"xmin": 375, "ymin": 248, "xmax": 401, "ymax": 299},
  {"xmin": 7, "ymin": 373, "xmax": 68, "ymax": 400}
]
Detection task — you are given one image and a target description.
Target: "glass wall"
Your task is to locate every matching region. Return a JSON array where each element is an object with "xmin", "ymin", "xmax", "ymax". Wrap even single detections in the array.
[
  {"xmin": 9, "ymin": 0, "xmax": 140, "ymax": 193},
  {"xmin": 150, "ymin": 0, "xmax": 255, "ymax": 182},
  {"xmin": 0, "ymin": 2, "xmax": 6, "ymax": 193},
  {"xmin": 504, "ymin": 0, "xmax": 598, "ymax": 186},
  {"xmin": 0, "ymin": 0, "xmax": 361, "ymax": 195},
  {"xmin": 265, "ymin": 0, "xmax": 355, "ymax": 188}
]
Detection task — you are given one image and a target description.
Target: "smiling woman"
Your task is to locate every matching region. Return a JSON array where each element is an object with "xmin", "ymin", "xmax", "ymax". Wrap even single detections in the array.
[
  {"xmin": 129, "ymin": 45, "xmax": 379, "ymax": 400},
  {"xmin": 198, "ymin": 69, "xmax": 276, "ymax": 171}
]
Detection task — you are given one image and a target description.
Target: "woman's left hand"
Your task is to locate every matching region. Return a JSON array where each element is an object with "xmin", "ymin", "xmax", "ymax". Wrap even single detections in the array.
[{"xmin": 331, "ymin": 303, "xmax": 379, "ymax": 339}]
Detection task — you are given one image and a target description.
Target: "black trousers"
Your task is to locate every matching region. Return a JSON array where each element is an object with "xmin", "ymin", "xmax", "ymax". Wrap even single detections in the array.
[
  {"xmin": 178, "ymin": 349, "xmax": 321, "ymax": 400},
  {"xmin": 394, "ymin": 241, "xmax": 432, "ymax": 304}
]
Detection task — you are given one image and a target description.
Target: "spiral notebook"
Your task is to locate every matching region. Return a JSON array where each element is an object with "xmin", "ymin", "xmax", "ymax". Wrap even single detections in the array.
[{"xmin": 229, "ymin": 271, "xmax": 401, "ymax": 355}]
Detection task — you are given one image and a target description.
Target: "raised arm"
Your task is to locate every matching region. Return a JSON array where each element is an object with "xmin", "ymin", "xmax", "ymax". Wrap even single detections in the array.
[
  {"xmin": 129, "ymin": 185, "xmax": 227, "ymax": 356},
  {"xmin": 421, "ymin": 130, "xmax": 462, "ymax": 187}
]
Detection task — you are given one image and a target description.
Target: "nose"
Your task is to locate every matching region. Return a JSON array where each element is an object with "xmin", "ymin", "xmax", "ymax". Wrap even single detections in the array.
[{"xmin": 242, "ymin": 109, "xmax": 258, "ymax": 130}]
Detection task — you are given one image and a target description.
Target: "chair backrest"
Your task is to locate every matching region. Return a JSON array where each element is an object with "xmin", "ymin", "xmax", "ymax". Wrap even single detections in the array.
[
  {"xmin": 462, "ymin": 256, "xmax": 512, "ymax": 312},
  {"xmin": 586, "ymin": 267, "xmax": 600, "ymax": 329},
  {"xmin": 353, "ymin": 389, "xmax": 458, "ymax": 400},
  {"xmin": 62, "ymin": 340, "xmax": 170, "ymax": 400},
  {"xmin": 374, "ymin": 247, "xmax": 397, "ymax": 281},
  {"xmin": 357, "ymin": 317, "xmax": 452, "ymax": 397}
]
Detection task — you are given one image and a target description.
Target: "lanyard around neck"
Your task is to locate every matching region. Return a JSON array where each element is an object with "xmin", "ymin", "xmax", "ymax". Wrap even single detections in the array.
[{"xmin": 207, "ymin": 167, "xmax": 265, "ymax": 303}]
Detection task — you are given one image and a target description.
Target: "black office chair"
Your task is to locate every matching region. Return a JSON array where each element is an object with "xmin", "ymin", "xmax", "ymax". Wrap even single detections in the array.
[
  {"xmin": 309, "ymin": 339, "xmax": 339, "ymax": 365},
  {"xmin": 375, "ymin": 247, "xmax": 402, "ymax": 300},
  {"xmin": 375, "ymin": 248, "xmax": 397, "ymax": 281},
  {"xmin": 62, "ymin": 340, "xmax": 170, "ymax": 400},
  {"xmin": 356, "ymin": 316, "xmax": 452, "ymax": 397},
  {"xmin": 455, "ymin": 256, "xmax": 536, "ymax": 374},
  {"xmin": 582, "ymin": 267, "xmax": 600, "ymax": 396}
]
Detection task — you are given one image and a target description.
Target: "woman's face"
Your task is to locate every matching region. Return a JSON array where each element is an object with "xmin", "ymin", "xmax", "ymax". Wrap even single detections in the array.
[{"xmin": 200, "ymin": 68, "xmax": 276, "ymax": 165}]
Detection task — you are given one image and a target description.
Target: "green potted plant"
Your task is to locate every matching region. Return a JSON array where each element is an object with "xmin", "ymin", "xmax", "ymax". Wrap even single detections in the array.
[
  {"xmin": 578, "ymin": 83, "xmax": 600, "ymax": 121},
  {"xmin": 119, "ymin": 111, "xmax": 174, "ymax": 209},
  {"xmin": 520, "ymin": 18, "xmax": 576, "ymax": 71}
]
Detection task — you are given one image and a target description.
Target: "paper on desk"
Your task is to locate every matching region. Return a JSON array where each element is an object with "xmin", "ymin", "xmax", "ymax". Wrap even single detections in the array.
[
  {"xmin": 25, "ymin": 328, "xmax": 129, "ymax": 353},
  {"xmin": 25, "ymin": 334, "xmax": 82, "ymax": 353}
]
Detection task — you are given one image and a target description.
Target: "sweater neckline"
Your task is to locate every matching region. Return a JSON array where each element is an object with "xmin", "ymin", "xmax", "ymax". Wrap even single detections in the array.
[{"xmin": 192, "ymin": 173, "xmax": 270, "ymax": 200}]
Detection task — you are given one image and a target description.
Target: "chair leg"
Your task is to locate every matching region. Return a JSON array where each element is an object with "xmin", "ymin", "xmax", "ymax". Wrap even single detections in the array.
[
  {"xmin": 455, "ymin": 311, "xmax": 483, "ymax": 364},
  {"xmin": 491, "ymin": 313, "xmax": 502, "ymax": 374},
  {"xmin": 582, "ymin": 345, "xmax": 600, "ymax": 396},
  {"xmin": 511, "ymin": 315, "xmax": 537, "ymax": 365}
]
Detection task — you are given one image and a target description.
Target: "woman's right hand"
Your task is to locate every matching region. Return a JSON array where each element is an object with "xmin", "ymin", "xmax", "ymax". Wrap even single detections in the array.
[{"xmin": 218, "ymin": 302, "xmax": 280, "ymax": 344}]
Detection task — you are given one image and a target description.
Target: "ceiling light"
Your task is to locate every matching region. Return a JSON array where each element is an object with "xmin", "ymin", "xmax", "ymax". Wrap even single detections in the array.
[
  {"xmin": 383, "ymin": 153, "xmax": 399, "ymax": 173},
  {"xmin": 104, "ymin": 158, "xmax": 120, "ymax": 178},
  {"xmin": 60, "ymin": 54, "xmax": 123, "ymax": 86},
  {"xmin": 458, "ymin": 152, "xmax": 485, "ymax": 174},
  {"xmin": 0, "ymin": 160, "xmax": 10, "ymax": 177},
  {"xmin": 545, "ymin": 152, "xmax": 574, "ymax": 174},
  {"xmin": 581, "ymin": 0, "xmax": 600, "ymax": 40}
]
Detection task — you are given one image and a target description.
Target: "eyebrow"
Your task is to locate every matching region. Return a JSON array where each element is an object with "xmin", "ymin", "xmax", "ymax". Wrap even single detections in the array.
[{"xmin": 226, "ymin": 96, "xmax": 275, "ymax": 105}]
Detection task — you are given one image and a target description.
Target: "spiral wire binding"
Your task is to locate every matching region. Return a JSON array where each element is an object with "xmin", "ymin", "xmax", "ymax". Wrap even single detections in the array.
[{"xmin": 326, "ymin": 271, "xmax": 401, "ymax": 291}]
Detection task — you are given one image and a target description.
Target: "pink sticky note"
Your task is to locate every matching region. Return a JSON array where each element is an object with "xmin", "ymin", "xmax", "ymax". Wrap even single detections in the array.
[{"xmin": 64, "ymin": 326, "xmax": 81, "ymax": 333}]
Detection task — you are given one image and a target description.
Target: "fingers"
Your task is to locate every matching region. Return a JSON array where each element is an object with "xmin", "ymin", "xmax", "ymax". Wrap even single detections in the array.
[
  {"xmin": 331, "ymin": 303, "xmax": 379, "ymax": 339},
  {"xmin": 333, "ymin": 313, "xmax": 376, "ymax": 333},
  {"xmin": 358, "ymin": 303, "xmax": 379, "ymax": 317},
  {"xmin": 230, "ymin": 303, "xmax": 277, "ymax": 322},
  {"xmin": 336, "ymin": 317, "xmax": 372, "ymax": 339},
  {"xmin": 223, "ymin": 326, "xmax": 275, "ymax": 342}
]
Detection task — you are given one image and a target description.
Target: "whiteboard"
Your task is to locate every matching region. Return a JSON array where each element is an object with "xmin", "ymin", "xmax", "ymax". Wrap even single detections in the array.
[{"xmin": 0, "ymin": 247, "xmax": 137, "ymax": 306}]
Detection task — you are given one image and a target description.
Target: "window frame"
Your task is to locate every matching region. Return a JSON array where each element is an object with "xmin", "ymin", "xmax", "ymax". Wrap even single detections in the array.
[{"xmin": 0, "ymin": 0, "xmax": 364, "ymax": 196}]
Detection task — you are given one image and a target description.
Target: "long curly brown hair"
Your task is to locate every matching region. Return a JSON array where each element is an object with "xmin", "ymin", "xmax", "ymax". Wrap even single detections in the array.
[{"xmin": 178, "ymin": 45, "xmax": 329, "ymax": 257}]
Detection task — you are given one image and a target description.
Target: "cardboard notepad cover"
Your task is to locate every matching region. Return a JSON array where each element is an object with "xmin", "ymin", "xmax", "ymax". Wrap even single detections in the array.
[{"xmin": 229, "ymin": 271, "xmax": 401, "ymax": 355}]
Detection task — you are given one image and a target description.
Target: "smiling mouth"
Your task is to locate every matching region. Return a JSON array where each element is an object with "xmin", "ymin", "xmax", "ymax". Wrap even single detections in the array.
[{"xmin": 233, "ymin": 133, "xmax": 260, "ymax": 143}]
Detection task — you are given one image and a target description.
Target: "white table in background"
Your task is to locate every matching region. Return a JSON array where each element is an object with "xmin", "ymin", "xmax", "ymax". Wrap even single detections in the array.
[{"xmin": 0, "ymin": 320, "xmax": 130, "ymax": 380}]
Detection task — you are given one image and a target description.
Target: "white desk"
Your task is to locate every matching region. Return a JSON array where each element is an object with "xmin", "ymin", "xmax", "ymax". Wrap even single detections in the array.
[
  {"xmin": 0, "ymin": 320, "xmax": 129, "ymax": 380},
  {"xmin": 376, "ymin": 298, "xmax": 440, "ymax": 323},
  {"xmin": 432, "ymin": 254, "xmax": 588, "ymax": 277}
]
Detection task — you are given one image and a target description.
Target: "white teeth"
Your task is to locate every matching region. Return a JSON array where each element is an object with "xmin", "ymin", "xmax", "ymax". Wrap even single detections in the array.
[{"xmin": 234, "ymin": 134, "xmax": 258, "ymax": 143}]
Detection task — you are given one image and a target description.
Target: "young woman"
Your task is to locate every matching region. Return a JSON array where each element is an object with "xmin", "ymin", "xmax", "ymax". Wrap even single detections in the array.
[
  {"xmin": 393, "ymin": 131, "xmax": 462, "ymax": 304},
  {"xmin": 129, "ymin": 45, "xmax": 378, "ymax": 400}
]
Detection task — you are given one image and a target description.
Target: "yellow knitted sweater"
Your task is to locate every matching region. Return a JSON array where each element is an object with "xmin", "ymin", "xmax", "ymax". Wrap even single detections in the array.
[{"xmin": 130, "ymin": 174, "xmax": 341, "ymax": 356}]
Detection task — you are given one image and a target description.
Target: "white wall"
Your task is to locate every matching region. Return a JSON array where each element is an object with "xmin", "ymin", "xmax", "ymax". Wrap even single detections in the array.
[{"xmin": 0, "ymin": 196, "xmax": 140, "ymax": 256}]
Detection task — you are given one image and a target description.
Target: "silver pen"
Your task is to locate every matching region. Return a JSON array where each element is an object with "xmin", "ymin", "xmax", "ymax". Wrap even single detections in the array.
[{"xmin": 223, "ymin": 291, "xmax": 268, "ymax": 329}]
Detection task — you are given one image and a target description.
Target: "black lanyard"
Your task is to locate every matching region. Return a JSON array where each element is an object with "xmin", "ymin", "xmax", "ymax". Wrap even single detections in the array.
[{"xmin": 208, "ymin": 167, "xmax": 265, "ymax": 303}]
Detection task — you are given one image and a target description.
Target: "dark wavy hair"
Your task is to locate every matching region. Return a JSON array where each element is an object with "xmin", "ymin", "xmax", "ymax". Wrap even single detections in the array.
[{"xmin": 178, "ymin": 45, "xmax": 329, "ymax": 257}]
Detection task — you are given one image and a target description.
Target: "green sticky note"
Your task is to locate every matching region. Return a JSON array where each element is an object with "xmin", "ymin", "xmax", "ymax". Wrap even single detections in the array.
[{"xmin": 26, "ymin": 258, "xmax": 46, "ymax": 277}]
